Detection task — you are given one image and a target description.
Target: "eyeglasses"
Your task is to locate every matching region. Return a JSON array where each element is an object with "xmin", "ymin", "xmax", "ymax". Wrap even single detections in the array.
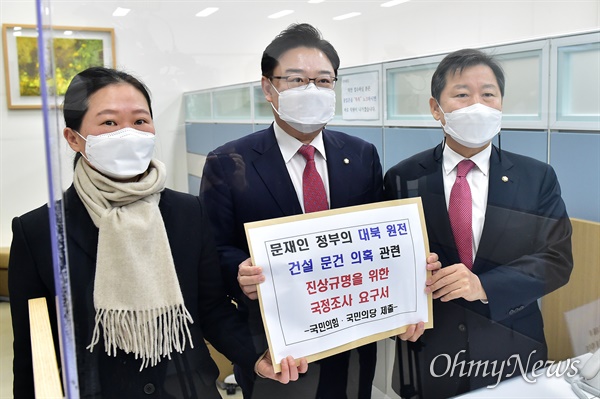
[{"xmin": 270, "ymin": 74, "xmax": 338, "ymax": 90}]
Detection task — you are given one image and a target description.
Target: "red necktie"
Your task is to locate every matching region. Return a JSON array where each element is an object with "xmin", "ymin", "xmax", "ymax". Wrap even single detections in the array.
[
  {"xmin": 448, "ymin": 159, "xmax": 476, "ymax": 269},
  {"xmin": 298, "ymin": 145, "xmax": 329, "ymax": 213}
]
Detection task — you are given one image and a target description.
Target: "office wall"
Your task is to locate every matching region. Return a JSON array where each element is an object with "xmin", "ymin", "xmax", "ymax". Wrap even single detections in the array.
[{"xmin": 1, "ymin": 0, "xmax": 599, "ymax": 247}]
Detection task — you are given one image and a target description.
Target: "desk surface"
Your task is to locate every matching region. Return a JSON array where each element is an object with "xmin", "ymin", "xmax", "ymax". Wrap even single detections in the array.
[{"xmin": 455, "ymin": 353, "xmax": 594, "ymax": 399}]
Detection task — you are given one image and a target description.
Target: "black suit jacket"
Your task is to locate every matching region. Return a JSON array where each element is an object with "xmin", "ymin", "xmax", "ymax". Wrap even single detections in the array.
[
  {"xmin": 384, "ymin": 144, "xmax": 573, "ymax": 398},
  {"xmin": 9, "ymin": 186, "xmax": 259, "ymax": 398},
  {"xmin": 200, "ymin": 125, "xmax": 383, "ymax": 302},
  {"xmin": 199, "ymin": 125, "xmax": 383, "ymax": 396}
]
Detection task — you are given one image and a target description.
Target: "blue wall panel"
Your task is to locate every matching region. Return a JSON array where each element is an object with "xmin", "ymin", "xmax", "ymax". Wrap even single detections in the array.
[
  {"xmin": 499, "ymin": 130, "xmax": 548, "ymax": 163},
  {"xmin": 550, "ymin": 132, "xmax": 600, "ymax": 222},
  {"xmin": 186, "ymin": 123, "xmax": 254, "ymax": 155},
  {"xmin": 185, "ymin": 122, "xmax": 600, "ymax": 222},
  {"xmin": 382, "ymin": 128, "xmax": 548, "ymax": 172},
  {"xmin": 383, "ymin": 128, "xmax": 443, "ymax": 172},
  {"xmin": 188, "ymin": 174, "xmax": 201, "ymax": 196}
]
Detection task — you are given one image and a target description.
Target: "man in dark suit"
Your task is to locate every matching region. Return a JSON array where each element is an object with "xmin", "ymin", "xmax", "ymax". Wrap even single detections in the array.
[
  {"xmin": 200, "ymin": 23, "xmax": 381, "ymax": 399},
  {"xmin": 384, "ymin": 49, "xmax": 573, "ymax": 398}
]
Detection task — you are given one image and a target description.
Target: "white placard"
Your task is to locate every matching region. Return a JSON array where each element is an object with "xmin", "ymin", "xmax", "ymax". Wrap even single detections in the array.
[
  {"xmin": 565, "ymin": 298, "xmax": 600, "ymax": 355},
  {"xmin": 341, "ymin": 71, "xmax": 379, "ymax": 120},
  {"xmin": 245, "ymin": 199, "xmax": 432, "ymax": 370}
]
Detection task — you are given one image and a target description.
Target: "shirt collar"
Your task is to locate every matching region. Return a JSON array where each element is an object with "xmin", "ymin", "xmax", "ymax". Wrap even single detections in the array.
[
  {"xmin": 273, "ymin": 121, "xmax": 327, "ymax": 163},
  {"xmin": 443, "ymin": 142, "xmax": 492, "ymax": 176}
]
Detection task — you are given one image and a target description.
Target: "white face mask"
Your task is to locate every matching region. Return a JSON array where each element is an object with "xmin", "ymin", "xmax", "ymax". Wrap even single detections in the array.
[
  {"xmin": 75, "ymin": 127, "xmax": 155, "ymax": 179},
  {"xmin": 270, "ymin": 83, "xmax": 335, "ymax": 134},
  {"xmin": 438, "ymin": 102, "xmax": 502, "ymax": 148}
]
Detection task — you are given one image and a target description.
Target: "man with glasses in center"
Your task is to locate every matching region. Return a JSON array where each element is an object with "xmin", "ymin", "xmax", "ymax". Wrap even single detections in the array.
[{"xmin": 200, "ymin": 23, "xmax": 382, "ymax": 398}]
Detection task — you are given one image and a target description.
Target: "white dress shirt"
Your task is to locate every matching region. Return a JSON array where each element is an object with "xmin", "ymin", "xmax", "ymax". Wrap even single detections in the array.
[
  {"xmin": 442, "ymin": 143, "xmax": 492, "ymax": 261},
  {"xmin": 273, "ymin": 122, "xmax": 330, "ymax": 212}
]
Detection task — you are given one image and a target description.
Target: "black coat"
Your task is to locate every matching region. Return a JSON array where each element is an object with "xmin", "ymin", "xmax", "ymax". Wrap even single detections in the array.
[{"xmin": 9, "ymin": 186, "xmax": 258, "ymax": 398}]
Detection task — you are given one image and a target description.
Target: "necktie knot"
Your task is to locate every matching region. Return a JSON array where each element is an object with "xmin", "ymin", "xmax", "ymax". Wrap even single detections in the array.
[
  {"xmin": 456, "ymin": 159, "xmax": 476, "ymax": 178},
  {"xmin": 298, "ymin": 145, "xmax": 316, "ymax": 161}
]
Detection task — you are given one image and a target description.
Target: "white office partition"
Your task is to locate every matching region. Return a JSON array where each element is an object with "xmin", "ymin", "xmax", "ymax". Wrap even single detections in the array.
[
  {"xmin": 35, "ymin": 0, "xmax": 80, "ymax": 396},
  {"xmin": 252, "ymin": 82, "xmax": 272, "ymax": 124},
  {"xmin": 184, "ymin": 91, "xmax": 212, "ymax": 122},
  {"xmin": 492, "ymin": 41, "xmax": 549, "ymax": 129},
  {"xmin": 550, "ymin": 32, "xmax": 600, "ymax": 131},
  {"xmin": 184, "ymin": 32, "xmax": 599, "ymax": 133},
  {"xmin": 384, "ymin": 56, "xmax": 443, "ymax": 127},
  {"xmin": 212, "ymin": 84, "xmax": 252, "ymax": 121}
]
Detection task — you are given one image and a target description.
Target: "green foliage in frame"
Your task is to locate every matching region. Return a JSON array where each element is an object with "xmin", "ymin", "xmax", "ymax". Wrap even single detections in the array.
[{"xmin": 3, "ymin": 24, "xmax": 115, "ymax": 109}]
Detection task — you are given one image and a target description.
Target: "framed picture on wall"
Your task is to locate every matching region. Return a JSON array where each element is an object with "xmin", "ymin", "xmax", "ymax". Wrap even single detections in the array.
[{"xmin": 2, "ymin": 24, "xmax": 115, "ymax": 110}]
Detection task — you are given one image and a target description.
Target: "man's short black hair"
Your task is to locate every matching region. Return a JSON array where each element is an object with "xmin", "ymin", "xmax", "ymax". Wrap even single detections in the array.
[
  {"xmin": 431, "ymin": 49, "xmax": 505, "ymax": 102},
  {"xmin": 261, "ymin": 23, "xmax": 340, "ymax": 78}
]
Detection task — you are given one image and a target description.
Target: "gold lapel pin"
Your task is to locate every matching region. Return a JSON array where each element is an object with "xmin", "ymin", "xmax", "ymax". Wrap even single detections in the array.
[
  {"xmin": 502, "ymin": 176, "xmax": 509, "ymax": 182},
  {"xmin": 343, "ymin": 158, "xmax": 350, "ymax": 164}
]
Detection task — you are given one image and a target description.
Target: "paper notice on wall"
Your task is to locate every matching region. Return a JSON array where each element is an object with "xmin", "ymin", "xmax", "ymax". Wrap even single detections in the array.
[
  {"xmin": 245, "ymin": 198, "xmax": 432, "ymax": 371},
  {"xmin": 341, "ymin": 71, "xmax": 379, "ymax": 120},
  {"xmin": 564, "ymin": 298, "xmax": 600, "ymax": 356}
]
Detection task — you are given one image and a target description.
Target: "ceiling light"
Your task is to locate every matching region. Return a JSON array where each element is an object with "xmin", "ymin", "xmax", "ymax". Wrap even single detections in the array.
[
  {"xmin": 13, "ymin": 27, "xmax": 22, "ymax": 31},
  {"xmin": 196, "ymin": 7, "xmax": 219, "ymax": 17},
  {"xmin": 112, "ymin": 7, "xmax": 130, "ymax": 16},
  {"xmin": 308, "ymin": 0, "xmax": 325, "ymax": 3},
  {"xmin": 333, "ymin": 12, "xmax": 361, "ymax": 20},
  {"xmin": 381, "ymin": 0, "xmax": 410, "ymax": 7},
  {"xmin": 268, "ymin": 10, "xmax": 294, "ymax": 19},
  {"xmin": 63, "ymin": 31, "xmax": 73, "ymax": 36}
]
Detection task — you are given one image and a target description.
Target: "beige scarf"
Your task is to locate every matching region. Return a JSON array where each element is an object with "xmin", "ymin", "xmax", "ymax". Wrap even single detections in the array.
[{"xmin": 73, "ymin": 158, "xmax": 193, "ymax": 370}]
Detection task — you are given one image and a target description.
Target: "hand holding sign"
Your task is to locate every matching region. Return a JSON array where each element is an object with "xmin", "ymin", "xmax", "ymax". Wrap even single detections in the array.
[{"xmin": 238, "ymin": 258, "xmax": 265, "ymax": 300}]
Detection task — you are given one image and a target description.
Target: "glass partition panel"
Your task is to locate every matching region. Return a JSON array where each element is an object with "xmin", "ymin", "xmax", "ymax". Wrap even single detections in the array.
[
  {"xmin": 385, "ymin": 60, "xmax": 439, "ymax": 125},
  {"xmin": 184, "ymin": 91, "xmax": 212, "ymax": 121},
  {"xmin": 496, "ymin": 50, "xmax": 543, "ymax": 121},
  {"xmin": 212, "ymin": 86, "xmax": 251, "ymax": 120},
  {"xmin": 557, "ymin": 42, "xmax": 600, "ymax": 122},
  {"xmin": 253, "ymin": 84, "xmax": 272, "ymax": 120},
  {"xmin": 484, "ymin": 40, "xmax": 549, "ymax": 129},
  {"xmin": 21, "ymin": 1, "xmax": 81, "ymax": 397},
  {"xmin": 551, "ymin": 32, "xmax": 600, "ymax": 130}
]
